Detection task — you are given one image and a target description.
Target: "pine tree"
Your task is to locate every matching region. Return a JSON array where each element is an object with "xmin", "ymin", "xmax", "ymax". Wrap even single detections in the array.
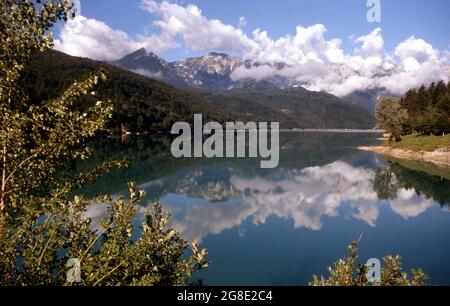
[
  {"xmin": 401, "ymin": 89, "xmax": 419, "ymax": 133},
  {"xmin": 400, "ymin": 82, "xmax": 450, "ymax": 135},
  {"xmin": 416, "ymin": 85, "xmax": 430, "ymax": 114},
  {"xmin": 432, "ymin": 81, "xmax": 447, "ymax": 106}
]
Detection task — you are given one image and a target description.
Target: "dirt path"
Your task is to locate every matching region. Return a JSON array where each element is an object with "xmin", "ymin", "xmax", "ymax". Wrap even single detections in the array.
[{"xmin": 358, "ymin": 146, "xmax": 450, "ymax": 168}]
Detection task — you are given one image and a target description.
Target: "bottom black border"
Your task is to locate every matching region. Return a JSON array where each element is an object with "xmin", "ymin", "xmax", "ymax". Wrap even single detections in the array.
[{"xmin": 1, "ymin": 286, "xmax": 447, "ymax": 304}]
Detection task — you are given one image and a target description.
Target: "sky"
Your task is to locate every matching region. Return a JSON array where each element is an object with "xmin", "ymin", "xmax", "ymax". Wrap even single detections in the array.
[{"xmin": 54, "ymin": 0, "xmax": 450, "ymax": 96}]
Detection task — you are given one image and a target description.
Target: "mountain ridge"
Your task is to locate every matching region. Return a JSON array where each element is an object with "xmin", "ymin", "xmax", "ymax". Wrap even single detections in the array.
[
  {"xmin": 111, "ymin": 48, "xmax": 385, "ymax": 111},
  {"xmin": 24, "ymin": 50, "xmax": 376, "ymax": 131}
]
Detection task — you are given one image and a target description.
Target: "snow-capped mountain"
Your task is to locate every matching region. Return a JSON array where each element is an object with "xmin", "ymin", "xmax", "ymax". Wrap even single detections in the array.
[
  {"xmin": 112, "ymin": 48, "xmax": 189, "ymax": 89},
  {"xmin": 113, "ymin": 48, "xmax": 359, "ymax": 92},
  {"xmin": 111, "ymin": 48, "xmax": 426, "ymax": 111},
  {"xmin": 172, "ymin": 52, "xmax": 243, "ymax": 90},
  {"xmin": 113, "ymin": 48, "xmax": 287, "ymax": 91}
]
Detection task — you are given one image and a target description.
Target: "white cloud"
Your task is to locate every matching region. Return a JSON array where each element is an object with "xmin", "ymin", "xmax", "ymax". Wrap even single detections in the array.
[
  {"xmin": 54, "ymin": 1, "xmax": 450, "ymax": 95},
  {"xmin": 395, "ymin": 36, "xmax": 438, "ymax": 63},
  {"xmin": 54, "ymin": 16, "xmax": 177, "ymax": 61},
  {"xmin": 55, "ymin": 16, "xmax": 136, "ymax": 61},
  {"xmin": 140, "ymin": 0, "xmax": 252, "ymax": 53},
  {"xmin": 354, "ymin": 28, "xmax": 384, "ymax": 58},
  {"xmin": 234, "ymin": 26, "xmax": 449, "ymax": 96},
  {"xmin": 130, "ymin": 68, "xmax": 164, "ymax": 79},
  {"xmin": 157, "ymin": 161, "xmax": 434, "ymax": 241},
  {"xmin": 82, "ymin": 160, "xmax": 437, "ymax": 242},
  {"xmin": 246, "ymin": 24, "xmax": 345, "ymax": 65},
  {"xmin": 231, "ymin": 64, "xmax": 277, "ymax": 81},
  {"xmin": 389, "ymin": 188, "xmax": 433, "ymax": 219}
]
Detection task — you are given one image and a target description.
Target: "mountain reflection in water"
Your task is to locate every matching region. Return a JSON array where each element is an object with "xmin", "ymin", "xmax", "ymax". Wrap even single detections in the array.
[{"xmin": 79, "ymin": 132, "xmax": 450, "ymax": 285}]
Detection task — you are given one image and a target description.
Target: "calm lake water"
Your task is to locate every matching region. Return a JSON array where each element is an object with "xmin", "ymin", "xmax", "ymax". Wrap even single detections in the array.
[{"xmin": 79, "ymin": 132, "xmax": 450, "ymax": 285}]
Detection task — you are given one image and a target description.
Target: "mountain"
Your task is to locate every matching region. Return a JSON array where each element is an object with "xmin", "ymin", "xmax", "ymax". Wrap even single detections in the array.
[
  {"xmin": 109, "ymin": 49, "xmax": 384, "ymax": 113},
  {"xmin": 171, "ymin": 52, "xmax": 242, "ymax": 90},
  {"xmin": 231, "ymin": 79, "xmax": 280, "ymax": 91},
  {"xmin": 112, "ymin": 48, "xmax": 190, "ymax": 89},
  {"xmin": 343, "ymin": 89, "xmax": 383, "ymax": 113},
  {"xmin": 23, "ymin": 50, "xmax": 242, "ymax": 132},
  {"xmin": 112, "ymin": 49, "xmax": 287, "ymax": 91},
  {"xmin": 112, "ymin": 49, "xmax": 367, "ymax": 94},
  {"xmin": 203, "ymin": 87, "xmax": 376, "ymax": 129},
  {"xmin": 113, "ymin": 50, "xmax": 244, "ymax": 91},
  {"xmin": 23, "ymin": 50, "xmax": 375, "ymax": 131}
]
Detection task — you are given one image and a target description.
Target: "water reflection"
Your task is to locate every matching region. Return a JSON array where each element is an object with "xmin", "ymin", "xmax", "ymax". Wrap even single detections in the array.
[
  {"xmin": 82, "ymin": 134, "xmax": 449, "ymax": 240},
  {"xmin": 80, "ymin": 133, "xmax": 450, "ymax": 284},
  {"xmin": 136, "ymin": 160, "xmax": 442, "ymax": 241}
]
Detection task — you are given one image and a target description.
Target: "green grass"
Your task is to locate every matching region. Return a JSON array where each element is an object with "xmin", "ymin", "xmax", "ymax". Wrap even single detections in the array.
[{"xmin": 389, "ymin": 134, "xmax": 450, "ymax": 152}]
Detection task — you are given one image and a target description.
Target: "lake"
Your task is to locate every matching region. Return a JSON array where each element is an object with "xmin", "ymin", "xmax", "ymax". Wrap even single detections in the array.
[{"xmin": 79, "ymin": 132, "xmax": 450, "ymax": 285}]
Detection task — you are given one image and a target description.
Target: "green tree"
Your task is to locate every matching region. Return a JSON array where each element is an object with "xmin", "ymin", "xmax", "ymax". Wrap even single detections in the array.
[
  {"xmin": 416, "ymin": 85, "xmax": 430, "ymax": 114},
  {"xmin": 400, "ymin": 82, "xmax": 450, "ymax": 135},
  {"xmin": 0, "ymin": 0, "xmax": 208, "ymax": 285},
  {"xmin": 1, "ymin": 182, "xmax": 208, "ymax": 285},
  {"xmin": 309, "ymin": 240, "xmax": 427, "ymax": 286},
  {"xmin": 373, "ymin": 168, "xmax": 398, "ymax": 200},
  {"xmin": 376, "ymin": 98, "xmax": 409, "ymax": 142},
  {"xmin": 432, "ymin": 81, "xmax": 447, "ymax": 106},
  {"xmin": 417, "ymin": 105, "xmax": 449, "ymax": 136}
]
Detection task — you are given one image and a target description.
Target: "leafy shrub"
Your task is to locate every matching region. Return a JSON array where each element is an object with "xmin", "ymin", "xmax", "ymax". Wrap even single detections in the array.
[{"xmin": 309, "ymin": 240, "xmax": 427, "ymax": 286}]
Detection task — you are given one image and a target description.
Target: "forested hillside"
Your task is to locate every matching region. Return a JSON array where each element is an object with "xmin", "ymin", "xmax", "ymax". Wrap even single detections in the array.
[
  {"xmin": 23, "ymin": 50, "xmax": 240, "ymax": 133},
  {"xmin": 204, "ymin": 86, "xmax": 376, "ymax": 129}
]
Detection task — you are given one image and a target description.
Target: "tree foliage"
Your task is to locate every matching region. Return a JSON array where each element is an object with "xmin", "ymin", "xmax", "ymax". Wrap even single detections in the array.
[
  {"xmin": 309, "ymin": 240, "xmax": 427, "ymax": 286},
  {"xmin": 0, "ymin": 0, "xmax": 118, "ymax": 219},
  {"xmin": 0, "ymin": 0, "xmax": 208, "ymax": 286},
  {"xmin": 376, "ymin": 82, "xmax": 450, "ymax": 139},
  {"xmin": 375, "ymin": 98, "xmax": 408, "ymax": 142},
  {"xmin": 22, "ymin": 50, "xmax": 239, "ymax": 133},
  {"xmin": 0, "ymin": 182, "xmax": 208, "ymax": 286},
  {"xmin": 401, "ymin": 81, "xmax": 450, "ymax": 135},
  {"xmin": 373, "ymin": 162, "xmax": 450, "ymax": 207}
]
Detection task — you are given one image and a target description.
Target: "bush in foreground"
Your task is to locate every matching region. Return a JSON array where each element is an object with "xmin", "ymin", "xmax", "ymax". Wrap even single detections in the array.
[
  {"xmin": 309, "ymin": 240, "xmax": 427, "ymax": 286},
  {"xmin": 0, "ymin": 0, "xmax": 207, "ymax": 286}
]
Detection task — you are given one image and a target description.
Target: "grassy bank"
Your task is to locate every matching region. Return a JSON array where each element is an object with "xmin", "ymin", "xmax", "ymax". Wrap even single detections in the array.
[
  {"xmin": 390, "ymin": 134, "xmax": 450, "ymax": 152},
  {"xmin": 359, "ymin": 134, "xmax": 450, "ymax": 168}
]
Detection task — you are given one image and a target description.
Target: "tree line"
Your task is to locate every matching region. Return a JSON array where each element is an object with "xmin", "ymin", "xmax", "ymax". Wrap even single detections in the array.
[
  {"xmin": 401, "ymin": 81, "xmax": 450, "ymax": 135},
  {"xmin": 376, "ymin": 81, "xmax": 450, "ymax": 141}
]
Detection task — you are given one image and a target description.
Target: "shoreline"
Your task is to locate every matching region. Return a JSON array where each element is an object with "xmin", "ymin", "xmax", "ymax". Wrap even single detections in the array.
[{"xmin": 358, "ymin": 145, "xmax": 450, "ymax": 168}]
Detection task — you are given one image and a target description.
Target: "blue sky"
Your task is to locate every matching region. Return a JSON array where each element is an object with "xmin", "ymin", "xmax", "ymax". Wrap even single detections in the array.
[
  {"xmin": 74, "ymin": 0, "xmax": 450, "ymax": 61},
  {"xmin": 55, "ymin": 0, "xmax": 450, "ymax": 96}
]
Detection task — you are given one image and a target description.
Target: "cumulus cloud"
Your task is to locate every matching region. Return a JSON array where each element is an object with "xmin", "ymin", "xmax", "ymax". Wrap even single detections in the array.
[
  {"xmin": 231, "ymin": 64, "xmax": 277, "ymax": 81},
  {"xmin": 55, "ymin": 16, "xmax": 136, "ymax": 61},
  {"xmin": 245, "ymin": 24, "xmax": 345, "ymax": 65},
  {"xmin": 82, "ymin": 159, "xmax": 437, "ymax": 242},
  {"xmin": 354, "ymin": 27, "xmax": 384, "ymax": 58},
  {"xmin": 232, "ymin": 26, "xmax": 449, "ymax": 96},
  {"xmin": 54, "ymin": 16, "xmax": 177, "ymax": 61},
  {"xmin": 389, "ymin": 189, "xmax": 433, "ymax": 219},
  {"xmin": 126, "ymin": 161, "xmax": 435, "ymax": 241},
  {"xmin": 377, "ymin": 36, "xmax": 448, "ymax": 94},
  {"xmin": 140, "ymin": 0, "xmax": 252, "ymax": 53},
  {"xmin": 54, "ymin": 0, "xmax": 450, "ymax": 95}
]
